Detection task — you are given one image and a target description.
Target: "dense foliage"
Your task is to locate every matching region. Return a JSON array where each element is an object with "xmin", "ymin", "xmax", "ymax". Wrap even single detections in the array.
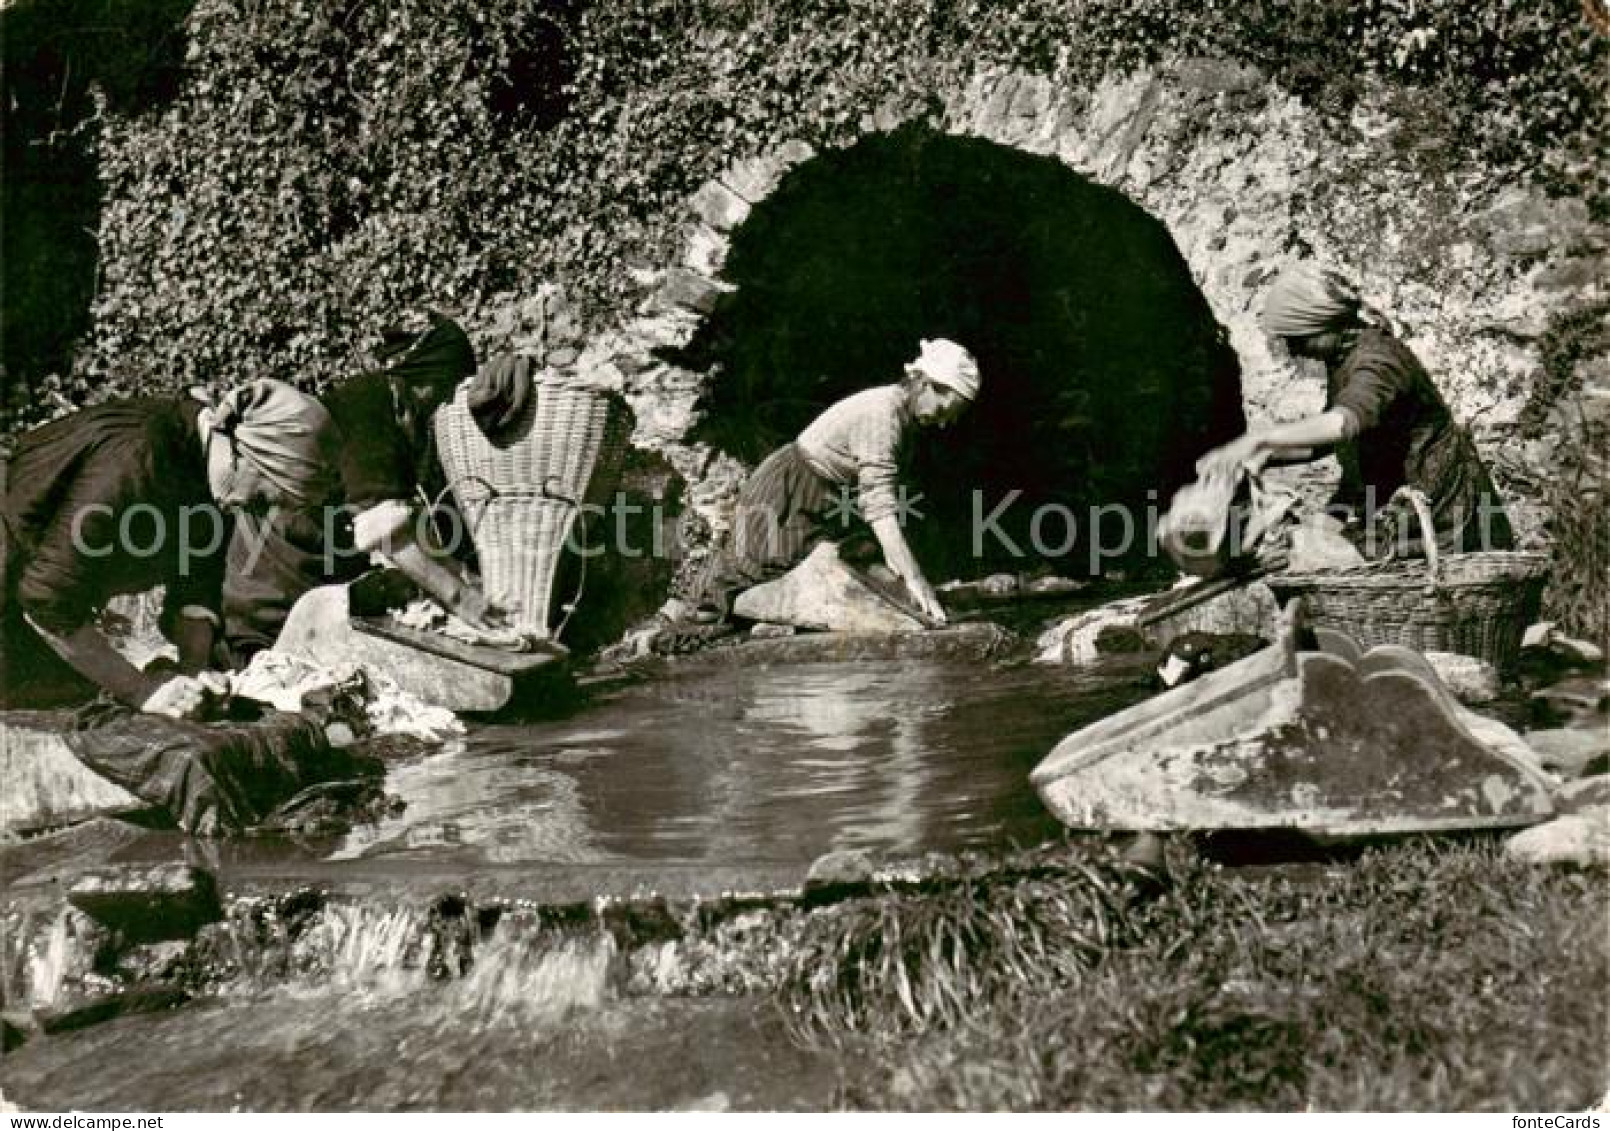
[{"xmin": 2, "ymin": 0, "xmax": 1602, "ymax": 424}]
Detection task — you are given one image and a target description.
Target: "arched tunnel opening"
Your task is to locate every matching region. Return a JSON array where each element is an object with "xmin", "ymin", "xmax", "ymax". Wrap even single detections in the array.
[{"xmin": 675, "ymin": 123, "xmax": 1247, "ymax": 584}]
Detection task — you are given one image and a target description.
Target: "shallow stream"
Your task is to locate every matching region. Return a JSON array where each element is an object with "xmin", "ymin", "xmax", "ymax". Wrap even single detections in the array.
[{"xmin": 2, "ymin": 651, "xmax": 1159, "ymax": 1110}]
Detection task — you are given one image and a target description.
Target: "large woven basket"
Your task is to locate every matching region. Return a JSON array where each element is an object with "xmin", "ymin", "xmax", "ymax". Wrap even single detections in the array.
[
  {"xmin": 434, "ymin": 370, "xmax": 627, "ymax": 638},
  {"xmin": 1266, "ymin": 488, "xmax": 1548, "ymax": 670}
]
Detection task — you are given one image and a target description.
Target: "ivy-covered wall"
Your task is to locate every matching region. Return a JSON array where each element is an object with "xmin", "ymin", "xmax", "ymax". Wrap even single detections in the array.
[
  {"xmin": 9, "ymin": 0, "xmax": 1597, "ymax": 404},
  {"xmin": 3, "ymin": 0, "xmax": 1606, "ymax": 630}
]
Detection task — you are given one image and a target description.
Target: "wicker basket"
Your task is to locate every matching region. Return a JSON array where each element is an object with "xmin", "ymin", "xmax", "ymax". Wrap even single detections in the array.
[
  {"xmin": 1266, "ymin": 488, "xmax": 1548, "ymax": 670},
  {"xmin": 434, "ymin": 370, "xmax": 627, "ymax": 638}
]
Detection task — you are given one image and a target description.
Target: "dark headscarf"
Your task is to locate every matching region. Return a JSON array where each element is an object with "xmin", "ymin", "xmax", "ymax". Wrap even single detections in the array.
[{"xmin": 380, "ymin": 314, "xmax": 477, "ymax": 402}]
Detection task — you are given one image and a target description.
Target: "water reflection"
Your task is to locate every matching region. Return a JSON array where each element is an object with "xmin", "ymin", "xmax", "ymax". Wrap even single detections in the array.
[{"xmin": 329, "ymin": 657, "xmax": 1149, "ymax": 868}]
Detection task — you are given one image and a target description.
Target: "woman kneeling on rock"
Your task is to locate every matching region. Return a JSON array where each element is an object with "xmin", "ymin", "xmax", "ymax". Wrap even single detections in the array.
[
  {"xmin": 1196, "ymin": 261, "xmax": 1514, "ymax": 557},
  {"xmin": 624, "ymin": 338, "xmax": 981, "ymax": 656},
  {"xmin": 1, "ymin": 380, "xmax": 341, "ymax": 717}
]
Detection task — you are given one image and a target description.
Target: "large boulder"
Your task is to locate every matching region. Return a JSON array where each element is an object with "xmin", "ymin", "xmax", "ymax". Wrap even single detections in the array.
[{"xmin": 732, "ymin": 543, "xmax": 923, "ymax": 633}]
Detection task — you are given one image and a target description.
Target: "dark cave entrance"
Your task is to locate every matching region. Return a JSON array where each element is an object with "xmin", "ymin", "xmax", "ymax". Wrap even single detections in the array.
[{"xmin": 677, "ymin": 123, "xmax": 1247, "ymax": 582}]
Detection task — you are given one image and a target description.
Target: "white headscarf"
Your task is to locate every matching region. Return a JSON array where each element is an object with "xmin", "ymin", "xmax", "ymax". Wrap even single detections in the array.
[
  {"xmin": 1258, "ymin": 262, "xmax": 1364, "ymax": 337},
  {"xmin": 911, "ymin": 338, "xmax": 981, "ymax": 400},
  {"xmin": 199, "ymin": 380, "xmax": 341, "ymax": 507}
]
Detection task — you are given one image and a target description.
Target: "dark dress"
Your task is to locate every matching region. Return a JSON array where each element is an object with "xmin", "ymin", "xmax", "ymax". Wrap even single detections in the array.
[
  {"xmin": 221, "ymin": 318, "xmax": 476, "ymax": 657},
  {"xmin": 1326, "ymin": 329, "xmax": 1514, "ymax": 556},
  {"xmin": 1, "ymin": 398, "xmax": 225, "ymax": 706}
]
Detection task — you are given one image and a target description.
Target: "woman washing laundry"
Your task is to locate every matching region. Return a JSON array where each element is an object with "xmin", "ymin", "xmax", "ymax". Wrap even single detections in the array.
[
  {"xmin": 1, "ymin": 380, "xmax": 340, "ymax": 716},
  {"xmin": 223, "ymin": 315, "xmax": 511, "ymax": 658},
  {"xmin": 1196, "ymin": 262, "xmax": 1514, "ymax": 557},
  {"xmin": 622, "ymin": 338, "xmax": 981, "ymax": 657}
]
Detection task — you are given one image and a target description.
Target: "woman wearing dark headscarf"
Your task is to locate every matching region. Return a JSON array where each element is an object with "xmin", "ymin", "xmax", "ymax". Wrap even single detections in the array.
[
  {"xmin": 1197, "ymin": 262, "xmax": 1514, "ymax": 557},
  {"xmin": 1, "ymin": 380, "xmax": 340, "ymax": 715},
  {"xmin": 223, "ymin": 314, "xmax": 505, "ymax": 657}
]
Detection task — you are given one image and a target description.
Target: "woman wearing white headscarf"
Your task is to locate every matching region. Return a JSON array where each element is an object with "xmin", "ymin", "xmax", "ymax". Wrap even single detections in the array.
[
  {"xmin": 1197, "ymin": 262, "xmax": 1513, "ymax": 557},
  {"xmin": 623, "ymin": 338, "xmax": 981, "ymax": 655},
  {"xmin": 1, "ymin": 380, "xmax": 340, "ymax": 716}
]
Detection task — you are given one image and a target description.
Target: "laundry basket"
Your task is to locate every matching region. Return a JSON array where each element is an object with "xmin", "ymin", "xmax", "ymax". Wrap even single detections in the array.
[
  {"xmin": 434, "ymin": 369, "xmax": 627, "ymax": 638},
  {"xmin": 1266, "ymin": 487, "xmax": 1548, "ymax": 670}
]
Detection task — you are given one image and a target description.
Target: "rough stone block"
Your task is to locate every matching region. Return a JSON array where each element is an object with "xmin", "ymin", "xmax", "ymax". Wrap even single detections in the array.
[
  {"xmin": 1034, "ymin": 638, "xmax": 1557, "ymax": 835},
  {"xmin": 682, "ymin": 224, "xmax": 729, "ymax": 276},
  {"xmin": 67, "ymin": 864, "xmax": 223, "ymax": 944},
  {"xmin": 689, "ymin": 179, "xmax": 751, "ymax": 231},
  {"xmin": 804, "ymin": 848, "xmax": 876, "ymax": 889},
  {"xmin": 733, "ymin": 543, "xmax": 923, "ymax": 633},
  {"xmin": 653, "ymin": 267, "xmax": 732, "ymax": 316},
  {"xmin": 1557, "ymin": 776, "xmax": 1610, "ymax": 814},
  {"xmin": 275, "ymin": 585, "xmax": 514, "ymax": 713},
  {"xmin": 774, "ymin": 139, "xmax": 815, "ymax": 167},
  {"xmin": 1033, "ymin": 595, "xmax": 1154, "ymax": 666},
  {"xmin": 718, "ymin": 156, "xmax": 784, "ymax": 203},
  {"xmin": 1523, "ymin": 728, "xmax": 1610, "ymax": 779}
]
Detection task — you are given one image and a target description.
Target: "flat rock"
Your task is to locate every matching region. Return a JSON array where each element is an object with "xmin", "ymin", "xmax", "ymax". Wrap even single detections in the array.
[
  {"xmin": 0, "ymin": 818, "xmax": 151, "ymax": 889},
  {"xmin": 652, "ymin": 622, "xmax": 1014, "ymax": 671},
  {"xmin": 36, "ymin": 986, "xmax": 191, "ymax": 1036},
  {"xmin": 1556, "ymin": 776, "xmax": 1610, "ymax": 814},
  {"xmin": 1034, "ymin": 595, "xmax": 1154, "ymax": 665},
  {"xmin": 275, "ymin": 585, "xmax": 514, "ymax": 713},
  {"xmin": 1522, "ymin": 727, "xmax": 1610, "ymax": 778},
  {"xmin": 733, "ymin": 543, "xmax": 924, "ymax": 633},
  {"xmin": 67, "ymin": 864, "xmax": 222, "ymax": 944},
  {"xmin": 0, "ymin": 713, "xmax": 145, "ymax": 834},
  {"xmin": 1505, "ymin": 807, "xmax": 1610, "ymax": 869}
]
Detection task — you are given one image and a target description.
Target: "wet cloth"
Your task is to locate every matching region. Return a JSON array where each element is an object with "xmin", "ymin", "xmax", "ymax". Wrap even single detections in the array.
[
  {"xmin": 2, "ymin": 400, "xmax": 226, "ymax": 706},
  {"xmin": 64, "ymin": 696, "xmax": 381, "ymax": 835},
  {"xmin": 1325, "ymin": 329, "xmax": 1513, "ymax": 556},
  {"xmin": 223, "ymin": 318, "xmax": 477, "ymax": 655},
  {"xmin": 678, "ymin": 443, "xmax": 840, "ymax": 619},
  {"xmin": 795, "ymin": 385, "xmax": 912, "ymax": 524}
]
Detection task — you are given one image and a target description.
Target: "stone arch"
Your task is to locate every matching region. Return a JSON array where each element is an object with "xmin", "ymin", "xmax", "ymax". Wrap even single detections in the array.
[{"xmin": 591, "ymin": 59, "xmax": 1574, "ymax": 588}]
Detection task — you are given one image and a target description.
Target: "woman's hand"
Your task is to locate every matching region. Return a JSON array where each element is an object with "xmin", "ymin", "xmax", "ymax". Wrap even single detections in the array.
[
  {"xmin": 1195, "ymin": 435, "xmax": 1263, "ymax": 481},
  {"xmin": 908, "ymin": 578, "xmax": 948, "ymax": 627},
  {"xmin": 453, "ymin": 585, "xmax": 512, "ymax": 632},
  {"xmin": 141, "ymin": 675, "xmax": 210, "ymax": 720}
]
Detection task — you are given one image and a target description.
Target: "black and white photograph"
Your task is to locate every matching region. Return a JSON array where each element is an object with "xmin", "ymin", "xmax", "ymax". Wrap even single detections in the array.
[{"xmin": 1, "ymin": 0, "xmax": 1606, "ymax": 1113}]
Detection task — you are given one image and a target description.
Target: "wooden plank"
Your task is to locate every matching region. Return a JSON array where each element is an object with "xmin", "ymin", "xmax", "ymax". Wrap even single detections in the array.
[{"xmin": 352, "ymin": 617, "xmax": 568, "ymax": 677}]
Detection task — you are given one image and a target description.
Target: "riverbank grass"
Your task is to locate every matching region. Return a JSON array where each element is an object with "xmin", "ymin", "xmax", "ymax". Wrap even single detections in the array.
[{"xmin": 783, "ymin": 838, "xmax": 1608, "ymax": 1111}]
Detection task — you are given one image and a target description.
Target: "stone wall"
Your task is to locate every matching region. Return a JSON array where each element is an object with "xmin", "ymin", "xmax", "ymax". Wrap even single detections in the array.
[{"xmin": 571, "ymin": 58, "xmax": 1607, "ymax": 572}]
